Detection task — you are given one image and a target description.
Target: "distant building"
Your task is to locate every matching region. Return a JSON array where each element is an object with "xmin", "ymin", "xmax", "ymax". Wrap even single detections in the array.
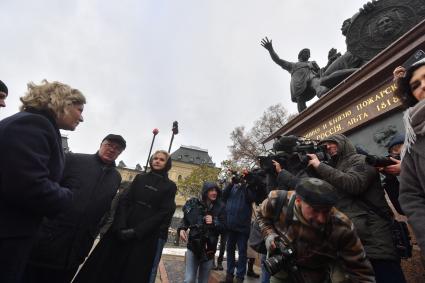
[
  {"xmin": 116, "ymin": 163, "xmax": 141, "ymax": 183},
  {"xmin": 168, "ymin": 145, "xmax": 215, "ymax": 184},
  {"xmin": 116, "ymin": 145, "xmax": 216, "ymax": 185}
]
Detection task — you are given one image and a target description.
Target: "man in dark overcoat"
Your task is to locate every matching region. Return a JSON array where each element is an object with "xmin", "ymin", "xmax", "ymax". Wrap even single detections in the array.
[{"xmin": 23, "ymin": 134, "xmax": 126, "ymax": 283}]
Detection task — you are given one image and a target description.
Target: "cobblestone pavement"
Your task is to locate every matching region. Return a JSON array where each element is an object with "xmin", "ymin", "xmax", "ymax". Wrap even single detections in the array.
[
  {"xmin": 159, "ymin": 254, "xmax": 186, "ymax": 283},
  {"xmin": 158, "ymin": 252, "xmax": 261, "ymax": 283}
]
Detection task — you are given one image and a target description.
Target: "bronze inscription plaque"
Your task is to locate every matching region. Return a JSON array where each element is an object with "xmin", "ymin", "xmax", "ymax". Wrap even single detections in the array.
[{"xmin": 302, "ymin": 81, "xmax": 401, "ymax": 140}]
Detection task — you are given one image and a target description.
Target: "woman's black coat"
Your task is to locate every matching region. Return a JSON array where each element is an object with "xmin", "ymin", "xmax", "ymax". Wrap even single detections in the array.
[
  {"xmin": 74, "ymin": 170, "xmax": 177, "ymax": 283},
  {"xmin": 0, "ymin": 109, "xmax": 72, "ymax": 238},
  {"xmin": 0, "ymin": 109, "xmax": 73, "ymax": 282}
]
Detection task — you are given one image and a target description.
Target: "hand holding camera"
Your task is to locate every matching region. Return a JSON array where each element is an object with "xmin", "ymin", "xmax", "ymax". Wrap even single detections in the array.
[{"xmin": 382, "ymin": 157, "xmax": 401, "ymax": 175}]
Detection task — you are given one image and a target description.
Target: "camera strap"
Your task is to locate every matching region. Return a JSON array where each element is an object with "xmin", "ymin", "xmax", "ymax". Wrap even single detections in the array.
[
  {"xmin": 272, "ymin": 191, "xmax": 296, "ymax": 240},
  {"xmin": 273, "ymin": 190, "xmax": 288, "ymax": 222}
]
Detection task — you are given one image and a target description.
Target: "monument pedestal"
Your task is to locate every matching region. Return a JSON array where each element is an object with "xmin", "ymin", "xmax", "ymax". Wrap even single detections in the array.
[{"xmin": 264, "ymin": 20, "xmax": 425, "ymax": 156}]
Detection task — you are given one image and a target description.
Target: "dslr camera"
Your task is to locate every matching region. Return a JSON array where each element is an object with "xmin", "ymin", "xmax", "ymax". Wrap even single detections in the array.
[
  {"xmin": 264, "ymin": 238, "xmax": 299, "ymax": 277},
  {"xmin": 365, "ymin": 154, "xmax": 397, "ymax": 167}
]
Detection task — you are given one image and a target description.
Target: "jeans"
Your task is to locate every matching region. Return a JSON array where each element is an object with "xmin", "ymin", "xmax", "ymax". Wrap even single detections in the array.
[
  {"xmin": 148, "ymin": 238, "xmax": 167, "ymax": 283},
  {"xmin": 261, "ymin": 253, "xmax": 271, "ymax": 283},
  {"xmin": 184, "ymin": 249, "xmax": 213, "ymax": 283},
  {"xmin": 226, "ymin": 230, "xmax": 248, "ymax": 280}
]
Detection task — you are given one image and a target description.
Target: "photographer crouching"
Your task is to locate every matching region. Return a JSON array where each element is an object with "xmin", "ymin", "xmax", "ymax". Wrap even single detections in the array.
[
  {"xmin": 257, "ymin": 178, "xmax": 375, "ymax": 283},
  {"xmin": 178, "ymin": 182, "xmax": 226, "ymax": 283}
]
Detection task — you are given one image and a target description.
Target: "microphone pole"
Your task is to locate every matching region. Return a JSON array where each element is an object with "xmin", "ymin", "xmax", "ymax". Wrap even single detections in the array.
[
  {"xmin": 168, "ymin": 121, "xmax": 179, "ymax": 153},
  {"xmin": 145, "ymin": 128, "xmax": 159, "ymax": 172}
]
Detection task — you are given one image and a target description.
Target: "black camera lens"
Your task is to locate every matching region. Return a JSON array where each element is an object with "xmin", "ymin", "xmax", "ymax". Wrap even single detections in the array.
[{"xmin": 264, "ymin": 254, "xmax": 284, "ymax": 275}]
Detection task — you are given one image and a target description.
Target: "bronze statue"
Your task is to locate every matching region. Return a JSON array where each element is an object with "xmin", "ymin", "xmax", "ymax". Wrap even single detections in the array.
[
  {"xmin": 319, "ymin": 17, "xmax": 364, "ymax": 90},
  {"xmin": 261, "ymin": 37, "xmax": 328, "ymax": 112},
  {"xmin": 262, "ymin": 0, "xmax": 425, "ymax": 112}
]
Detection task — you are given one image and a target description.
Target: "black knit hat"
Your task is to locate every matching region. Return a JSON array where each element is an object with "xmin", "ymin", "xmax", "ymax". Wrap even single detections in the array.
[
  {"xmin": 0, "ymin": 80, "xmax": 8, "ymax": 94},
  {"xmin": 102, "ymin": 134, "xmax": 126, "ymax": 149},
  {"xmin": 296, "ymin": 178, "xmax": 337, "ymax": 207},
  {"xmin": 387, "ymin": 133, "xmax": 405, "ymax": 152}
]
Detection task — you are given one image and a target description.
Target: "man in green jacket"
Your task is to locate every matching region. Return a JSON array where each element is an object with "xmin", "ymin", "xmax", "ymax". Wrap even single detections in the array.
[{"xmin": 306, "ymin": 134, "xmax": 405, "ymax": 283}]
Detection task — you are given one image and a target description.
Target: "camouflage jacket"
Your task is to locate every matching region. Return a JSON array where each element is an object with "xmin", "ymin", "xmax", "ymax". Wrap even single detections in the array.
[{"xmin": 257, "ymin": 190, "xmax": 375, "ymax": 283}]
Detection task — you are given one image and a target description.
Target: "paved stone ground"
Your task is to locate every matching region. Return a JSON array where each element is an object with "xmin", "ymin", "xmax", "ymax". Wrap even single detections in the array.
[
  {"xmin": 157, "ymin": 251, "xmax": 261, "ymax": 283},
  {"xmin": 161, "ymin": 254, "xmax": 186, "ymax": 283},
  {"xmin": 86, "ymin": 239, "xmax": 424, "ymax": 282}
]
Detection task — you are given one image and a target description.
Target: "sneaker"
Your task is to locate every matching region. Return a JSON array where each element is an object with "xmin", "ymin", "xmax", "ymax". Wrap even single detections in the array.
[{"xmin": 235, "ymin": 277, "xmax": 244, "ymax": 283}]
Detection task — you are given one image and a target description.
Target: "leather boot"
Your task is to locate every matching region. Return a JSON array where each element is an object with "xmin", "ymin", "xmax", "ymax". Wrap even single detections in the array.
[
  {"xmin": 216, "ymin": 260, "xmax": 224, "ymax": 271},
  {"xmin": 246, "ymin": 258, "xmax": 259, "ymax": 278}
]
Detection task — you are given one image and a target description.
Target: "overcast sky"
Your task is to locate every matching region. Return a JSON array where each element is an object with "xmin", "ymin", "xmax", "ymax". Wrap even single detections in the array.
[{"xmin": 1, "ymin": 0, "xmax": 368, "ymax": 167}]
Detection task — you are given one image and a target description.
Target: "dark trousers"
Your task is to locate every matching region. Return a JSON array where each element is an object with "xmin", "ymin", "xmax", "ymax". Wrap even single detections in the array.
[
  {"xmin": 370, "ymin": 259, "xmax": 406, "ymax": 283},
  {"xmin": 0, "ymin": 236, "xmax": 35, "ymax": 283},
  {"xmin": 226, "ymin": 230, "xmax": 248, "ymax": 280},
  {"xmin": 148, "ymin": 238, "xmax": 166, "ymax": 283},
  {"xmin": 23, "ymin": 264, "xmax": 78, "ymax": 283},
  {"xmin": 217, "ymin": 232, "xmax": 227, "ymax": 264}
]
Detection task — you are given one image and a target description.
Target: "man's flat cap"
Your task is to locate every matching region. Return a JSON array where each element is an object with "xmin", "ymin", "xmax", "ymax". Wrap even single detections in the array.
[
  {"xmin": 102, "ymin": 134, "xmax": 126, "ymax": 149},
  {"xmin": 0, "ymin": 80, "xmax": 8, "ymax": 94},
  {"xmin": 296, "ymin": 177, "xmax": 337, "ymax": 207}
]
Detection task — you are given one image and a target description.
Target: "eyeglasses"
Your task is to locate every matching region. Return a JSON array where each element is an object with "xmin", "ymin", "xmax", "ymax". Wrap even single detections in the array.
[{"xmin": 103, "ymin": 142, "xmax": 123, "ymax": 152}]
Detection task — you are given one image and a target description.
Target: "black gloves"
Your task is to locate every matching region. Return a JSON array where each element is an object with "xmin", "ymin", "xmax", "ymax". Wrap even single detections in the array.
[{"xmin": 118, "ymin": 228, "xmax": 137, "ymax": 241}]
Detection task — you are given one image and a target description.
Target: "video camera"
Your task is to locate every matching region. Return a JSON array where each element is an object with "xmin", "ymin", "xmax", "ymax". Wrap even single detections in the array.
[
  {"xmin": 259, "ymin": 135, "xmax": 330, "ymax": 175},
  {"xmin": 227, "ymin": 168, "xmax": 268, "ymax": 204},
  {"xmin": 229, "ymin": 168, "xmax": 266, "ymax": 186}
]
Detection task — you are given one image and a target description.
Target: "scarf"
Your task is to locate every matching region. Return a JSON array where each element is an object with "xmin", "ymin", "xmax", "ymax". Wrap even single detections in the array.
[{"xmin": 401, "ymin": 99, "xmax": 425, "ymax": 159}]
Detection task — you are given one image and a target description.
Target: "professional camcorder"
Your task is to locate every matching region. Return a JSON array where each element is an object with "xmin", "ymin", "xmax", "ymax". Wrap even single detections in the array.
[{"xmin": 259, "ymin": 135, "xmax": 330, "ymax": 175}]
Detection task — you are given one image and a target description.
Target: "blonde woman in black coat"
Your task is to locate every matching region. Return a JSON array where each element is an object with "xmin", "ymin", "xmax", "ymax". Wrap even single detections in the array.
[
  {"xmin": 74, "ymin": 150, "xmax": 177, "ymax": 283},
  {"xmin": 0, "ymin": 80, "xmax": 85, "ymax": 283}
]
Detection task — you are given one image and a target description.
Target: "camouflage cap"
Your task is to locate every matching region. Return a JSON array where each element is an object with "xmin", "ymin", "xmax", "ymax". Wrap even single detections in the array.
[{"xmin": 296, "ymin": 177, "xmax": 337, "ymax": 207}]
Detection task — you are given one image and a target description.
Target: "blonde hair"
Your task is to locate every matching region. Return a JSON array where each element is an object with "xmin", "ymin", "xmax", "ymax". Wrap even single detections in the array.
[
  {"xmin": 152, "ymin": 150, "xmax": 170, "ymax": 161},
  {"xmin": 20, "ymin": 79, "xmax": 86, "ymax": 118}
]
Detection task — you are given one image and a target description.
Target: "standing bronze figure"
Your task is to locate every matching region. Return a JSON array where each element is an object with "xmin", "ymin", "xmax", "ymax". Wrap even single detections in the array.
[{"xmin": 261, "ymin": 37, "xmax": 327, "ymax": 112}]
